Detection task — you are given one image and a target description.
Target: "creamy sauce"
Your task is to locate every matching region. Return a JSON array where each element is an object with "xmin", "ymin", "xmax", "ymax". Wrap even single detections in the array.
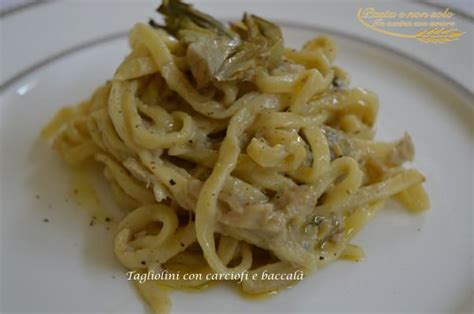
[{"xmin": 69, "ymin": 168, "xmax": 117, "ymax": 229}]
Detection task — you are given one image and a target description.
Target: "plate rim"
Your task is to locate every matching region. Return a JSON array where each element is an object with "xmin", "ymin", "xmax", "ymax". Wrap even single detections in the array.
[{"xmin": 1, "ymin": 19, "xmax": 473, "ymax": 107}]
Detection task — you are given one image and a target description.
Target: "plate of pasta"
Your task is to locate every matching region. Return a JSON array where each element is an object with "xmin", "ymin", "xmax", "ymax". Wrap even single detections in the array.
[{"xmin": 1, "ymin": 1, "xmax": 473, "ymax": 313}]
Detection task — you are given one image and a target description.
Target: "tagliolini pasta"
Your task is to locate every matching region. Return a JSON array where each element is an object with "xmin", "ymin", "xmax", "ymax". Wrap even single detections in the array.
[{"xmin": 42, "ymin": 1, "xmax": 430, "ymax": 313}]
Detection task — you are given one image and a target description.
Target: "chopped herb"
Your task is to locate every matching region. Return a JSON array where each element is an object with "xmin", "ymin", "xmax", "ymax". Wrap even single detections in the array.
[
  {"xmin": 180, "ymin": 242, "xmax": 185, "ymax": 247},
  {"xmin": 89, "ymin": 219, "xmax": 95, "ymax": 227}
]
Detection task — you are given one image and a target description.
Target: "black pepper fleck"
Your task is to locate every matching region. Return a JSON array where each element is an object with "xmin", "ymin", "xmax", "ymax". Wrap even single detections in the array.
[
  {"xmin": 141, "ymin": 261, "xmax": 146, "ymax": 265},
  {"xmin": 43, "ymin": 218, "xmax": 49, "ymax": 223},
  {"xmin": 105, "ymin": 217, "xmax": 111, "ymax": 222},
  {"xmin": 149, "ymin": 19, "xmax": 159, "ymax": 28},
  {"xmin": 169, "ymin": 179, "xmax": 176, "ymax": 186},
  {"xmin": 319, "ymin": 256, "xmax": 325, "ymax": 260},
  {"xmin": 35, "ymin": 194, "xmax": 40, "ymax": 200}
]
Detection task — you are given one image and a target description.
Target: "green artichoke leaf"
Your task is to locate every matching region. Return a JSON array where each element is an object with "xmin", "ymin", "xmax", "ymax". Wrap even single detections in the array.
[{"xmin": 150, "ymin": 0, "xmax": 284, "ymax": 85}]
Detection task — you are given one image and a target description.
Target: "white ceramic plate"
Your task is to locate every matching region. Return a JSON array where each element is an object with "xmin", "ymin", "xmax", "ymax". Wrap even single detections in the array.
[{"xmin": 1, "ymin": 1, "xmax": 473, "ymax": 313}]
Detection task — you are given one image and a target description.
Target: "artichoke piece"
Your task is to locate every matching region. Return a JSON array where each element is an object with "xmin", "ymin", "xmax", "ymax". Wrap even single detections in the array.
[
  {"xmin": 216, "ymin": 14, "xmax": 284, "ymax": 81},
  {"xmin": 150, "ymin": 0, "xmax": 284, "ymax": 85},
  {"xmin": 156, "ymin": 0, "xmax": 236, "ymax": 39},
  {"xmin": 322, "ymin": 126, "xmax": 355, "ymax": 161},
  {"xmin": 151, "ymin": 0, "xmax": 238, "ymax": 87}
]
